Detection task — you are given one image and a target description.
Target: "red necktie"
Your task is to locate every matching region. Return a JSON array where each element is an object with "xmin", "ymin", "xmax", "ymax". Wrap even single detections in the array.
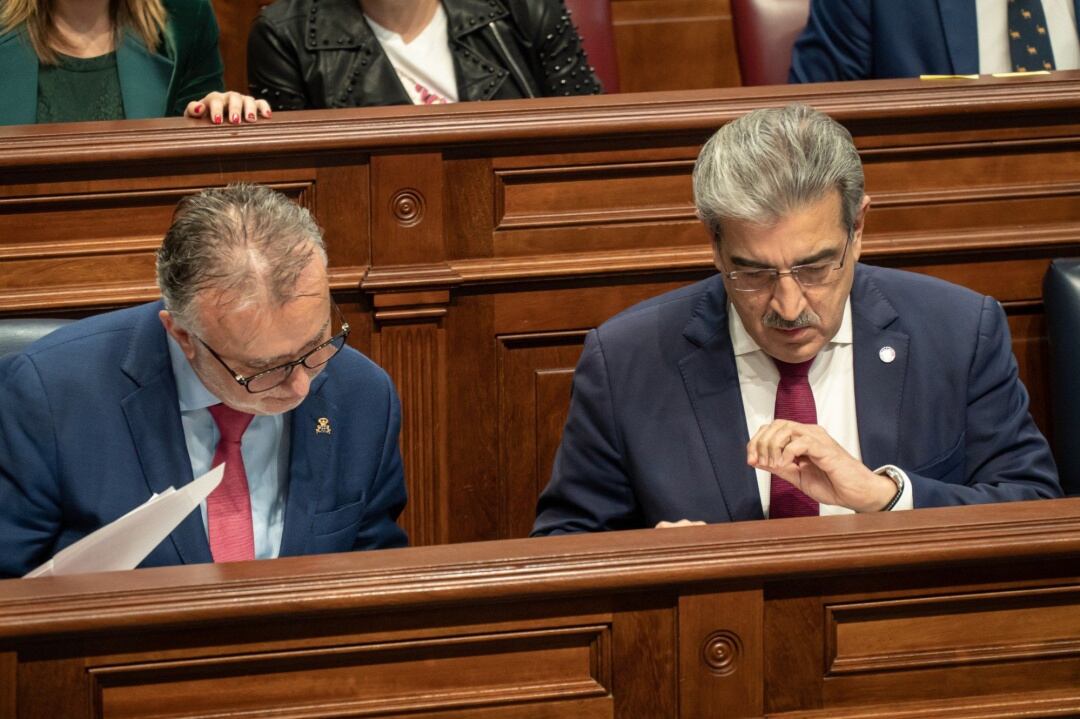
[
  {"xmin": 207, "ymin": 404, "xmax": 256, "ymax": 562},
  {"xmin": 769, "ymin": 357, "xmax": 820, "ymax": 518}
]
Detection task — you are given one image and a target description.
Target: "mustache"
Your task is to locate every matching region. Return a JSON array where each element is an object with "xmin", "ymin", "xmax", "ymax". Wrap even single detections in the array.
[{"xmin": 761, "ymin": 309, "xmax": 821, "ymax": 330}]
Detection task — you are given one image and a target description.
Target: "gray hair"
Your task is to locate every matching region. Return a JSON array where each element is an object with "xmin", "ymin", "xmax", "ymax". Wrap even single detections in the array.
[
  {"xmin": 156, "ymin": 183, "xmax": 327, "ymax": 329},
  {"xmin": 693, "ymin": 104, "xmax": 864, "ymax": 244}
]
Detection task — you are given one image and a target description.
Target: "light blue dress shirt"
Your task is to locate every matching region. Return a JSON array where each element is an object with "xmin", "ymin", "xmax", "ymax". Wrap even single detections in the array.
[{"xmin": 167, "ymin": 337, "xmax": 290, "ymax": 559}]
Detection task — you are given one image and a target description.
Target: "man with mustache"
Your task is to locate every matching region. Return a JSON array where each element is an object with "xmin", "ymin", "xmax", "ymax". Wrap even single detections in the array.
[{"xmin": 532, "ymin": 104, "xmax": 1060, "ymax": 534}]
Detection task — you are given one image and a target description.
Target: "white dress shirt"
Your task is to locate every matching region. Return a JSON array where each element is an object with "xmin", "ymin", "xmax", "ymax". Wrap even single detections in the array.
[
  {"xmin": 729, "ymin": 299, "xmax": 913, "ymax": 516},
  {"xmin": 167, "ymin": 336, "xmax": 290, "ymax": 559},
  {"xmin": 977, "ymin": 0, "xmax": 1080, "ymax": 73},
  {"xmin": 367, "ymin": 4, "xmax": 459, "ymax": 105}
]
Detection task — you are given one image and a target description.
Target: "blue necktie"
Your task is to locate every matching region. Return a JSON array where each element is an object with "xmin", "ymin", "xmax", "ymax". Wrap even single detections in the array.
[{"xmin": 1009, "ymin": 0, "xmax": 1056, "ymax": 72}]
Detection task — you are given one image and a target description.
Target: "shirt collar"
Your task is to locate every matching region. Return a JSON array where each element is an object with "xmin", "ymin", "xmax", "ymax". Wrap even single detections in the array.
[
  {"xmin": 167, "ymin": 334, "xmax": 221, "ymax": 412},
  {"xmin": 728, "ymin": 296, "xmax": 853, "ymax": 357}
]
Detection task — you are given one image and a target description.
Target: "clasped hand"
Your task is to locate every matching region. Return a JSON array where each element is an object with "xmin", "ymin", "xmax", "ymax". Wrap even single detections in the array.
[{"xmin": 747, "ymin": 420, "xmax": 896, "ymax": 513}]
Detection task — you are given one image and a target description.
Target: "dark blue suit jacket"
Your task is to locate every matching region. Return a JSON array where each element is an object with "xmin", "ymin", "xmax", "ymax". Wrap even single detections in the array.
[
  {"xmin": 790, "ymin": 0, "xmax": 1080, "ymax": 82},
  {"xmin": 0, "ymin": 302, "xmax": 408, "ymax": 577},
  {"xmin": 532, "ymin": 265, "xmax": 1060, "ymax": 534}
]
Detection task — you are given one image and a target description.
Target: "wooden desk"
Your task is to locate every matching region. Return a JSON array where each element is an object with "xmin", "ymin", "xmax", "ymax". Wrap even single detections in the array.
[
  {"xmin": 2, "ymin": 498, "xmax": 1079, "ymax": 718},
  {"xmin": 2, "ymin": 76, "xmax": 1079, "ymax": 545}
]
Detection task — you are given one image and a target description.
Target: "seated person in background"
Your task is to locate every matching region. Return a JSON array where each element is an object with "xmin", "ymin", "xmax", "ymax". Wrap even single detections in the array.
[
  {"xmin": 532, "ymin": 104, "xmax": 1060, "ymax": 536},
  {"xmin": 0, "ymin": 183, "xmax": 408, "ymax": 578},
  {"xmin": 0, "ymin": 0, "xmax": 271, "ymax": 125},
  {"xmin": 790, "ymin": 0, "xmax": 1080, "ymax": 82},
  {"xmin": 247, "ymin": 0, "xmax": 601, "ymax": 109}
]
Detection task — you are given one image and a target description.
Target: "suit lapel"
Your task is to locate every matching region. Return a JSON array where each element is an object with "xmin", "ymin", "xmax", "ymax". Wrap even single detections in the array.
[
  {"xmin": 851, "ymin": 267, "xmax": 910, "ymax": 471},
  {"xmin": 447, "ymin": 0, "xmax": 512, "ymax": 100},
  {"xmin": 278, "ymin": 376, "xmax": 334, "ymax": 557},
  {"xmin": 0, "ymin": 29, "xmax": 39, "ymax": 125},
  {"xmin": 119, "ymin": 304, "xmax": 211, "ymax": 564},
  {"xmin": 116, "ymin": 30, "xmax": 174, "ymax": 119},
  {"xmin": 678, "ymin": 278, "xmax": 764, "ymax": 522},
  {"xmin": 937, "ymin": 0, "xmax": 980, "ymax": 74}
]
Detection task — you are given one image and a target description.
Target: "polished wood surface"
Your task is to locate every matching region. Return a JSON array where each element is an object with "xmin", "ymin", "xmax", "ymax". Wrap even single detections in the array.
[
  {"xmin": 2, "ymin": 498, "xmax": 1079, "ymax": 717},
  {"xmin": 611, "ymin": 0, "xmax": 743, "ymax": 90},
  {"xmin": 2, "ymin": 76, "xmax": 1079, "ymax": 545}
]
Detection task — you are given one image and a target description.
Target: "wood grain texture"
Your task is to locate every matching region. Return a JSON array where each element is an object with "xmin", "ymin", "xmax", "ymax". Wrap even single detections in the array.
[
  {"xmin": 91, "ymin": 626, "xmax": 610, "ymax": 718},
  {"xmin": 678, "ymin": 587, "xmax": 763, "ymax": 717},
  {"xmin": 375, "ymin": 320, "xmax": 448, "ymax": 547},
  {"xmin": 611, "ymin": 0, "xmax": 742, "ymax": 90},
  {"xmin": 1, "ymin": 77, "xmax": 1079, "ymax": 546},
  {"xmin": 1, "ymin": 500, "xmax": 1079, "ymax": 717}
]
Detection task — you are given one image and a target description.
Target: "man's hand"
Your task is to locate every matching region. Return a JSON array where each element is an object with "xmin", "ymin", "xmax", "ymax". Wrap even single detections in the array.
[
  {"xmin": 747, "ymin": 420, "xmax": 897, "ymax": 512},
  {"xmin": 655, "ymin": 519, "xmax": 706, "ymax": 529}
]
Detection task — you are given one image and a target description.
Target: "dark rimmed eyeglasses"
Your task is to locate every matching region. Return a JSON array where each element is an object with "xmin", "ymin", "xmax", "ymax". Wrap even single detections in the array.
[
  {"xmin": 720, "ymin": 233, "xmax": 853, "ymax": 293},
  {"xmin": 197, "ymin": 302, "xmax": 350, "ymax": 393}
]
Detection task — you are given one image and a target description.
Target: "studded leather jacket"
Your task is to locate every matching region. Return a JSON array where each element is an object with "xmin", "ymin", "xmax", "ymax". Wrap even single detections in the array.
[{"xmin": 248, "ymin": 0, "xmax": 603, "ymax": 110}]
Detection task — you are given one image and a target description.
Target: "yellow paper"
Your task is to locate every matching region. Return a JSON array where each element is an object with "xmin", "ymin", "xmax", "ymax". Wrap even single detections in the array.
[{"xmin": 919, "ymin": 74, "xmax": 979, "ymax": 80}]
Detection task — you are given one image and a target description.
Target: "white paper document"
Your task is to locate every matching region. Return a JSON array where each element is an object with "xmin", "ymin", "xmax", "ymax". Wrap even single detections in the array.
[{"xmin": 25, "ymin": 464, "xmax": 225, "ymax": 578}]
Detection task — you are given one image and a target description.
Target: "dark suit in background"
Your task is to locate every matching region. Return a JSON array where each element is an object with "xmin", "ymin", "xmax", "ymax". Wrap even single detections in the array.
[{"xmin": 790, "ymin": 0, "xmax": 1080, "ymax": 82}]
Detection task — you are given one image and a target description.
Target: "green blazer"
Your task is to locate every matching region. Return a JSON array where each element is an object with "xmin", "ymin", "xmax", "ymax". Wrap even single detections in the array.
[{"xmin": 0, "ymin": 0, "xmax": 225, "ymax": 125}]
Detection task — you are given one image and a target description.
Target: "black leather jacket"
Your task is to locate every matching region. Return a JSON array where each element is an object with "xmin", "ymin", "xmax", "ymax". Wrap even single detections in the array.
[{"xmin": 248, "ymin": 0, "xmax": 602, "ymax": 110}]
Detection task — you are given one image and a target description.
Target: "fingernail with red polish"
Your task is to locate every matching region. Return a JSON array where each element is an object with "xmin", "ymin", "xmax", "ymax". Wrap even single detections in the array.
[
  {"xmin": 231, "ymin": 114, "xmax": 240, "ymax": 124},
  {"xmin": 247, "ymin": 112, "xmax": 256, "ymax": 121},
  {"xmin": 194, "ymin": 104, "xmax": 204, "ymax": 114},
  {"xmin": 213, "ymin": 115, "xmax": 222, "ymax": 125}
]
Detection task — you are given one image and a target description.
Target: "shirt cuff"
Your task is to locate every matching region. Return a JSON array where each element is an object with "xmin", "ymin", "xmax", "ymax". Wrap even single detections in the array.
[{"xmin": 873, "ymin": 464, "xmax": 914, "ymax": 511}]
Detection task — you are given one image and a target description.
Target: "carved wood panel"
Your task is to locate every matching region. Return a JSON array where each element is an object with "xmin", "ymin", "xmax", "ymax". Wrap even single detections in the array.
[
  {"xmin": 375, "ymin": 317, "xmax": 448, "ymax": 547},
  {"xmin": 678, "ymin": 587, "xmax": 764, "ymax": 718},
  {"xmin": 0, "ymin": 160, "xmax": 370, "ymax": 313},
  {"xmin": 90, "ymin": 626, "xmax": 612, "ymax": 718},
  {"xmin": 7, "ymin": 500, "xmax": 1080, "ymax": 717},
  {"xmin": 497, "ymin": 331, "xmax": 584, "ymax": 538},
  {"xmin": 2, "ymin": 80, "xmax": 1079, "ymax": 548}
]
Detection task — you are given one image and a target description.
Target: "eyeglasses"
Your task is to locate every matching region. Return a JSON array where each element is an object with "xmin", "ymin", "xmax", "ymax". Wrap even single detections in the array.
[
  {"xmin": 197, "ymin": 302, "xmax": 350, "ymax": 393},
  {"xmin": 721, "ymin": 234, "xmax": 853, "ymax": 293}
]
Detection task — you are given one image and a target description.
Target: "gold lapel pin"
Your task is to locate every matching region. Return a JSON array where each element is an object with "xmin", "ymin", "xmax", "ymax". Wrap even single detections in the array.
[{"xmin": 316, "ymin": 417, "xmax": 332, "ymax": 435}]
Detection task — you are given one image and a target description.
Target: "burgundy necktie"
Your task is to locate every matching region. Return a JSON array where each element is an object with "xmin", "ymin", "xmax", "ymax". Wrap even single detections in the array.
[
  {"xmin": 769, "ymin": 357, "xmax": 820, "ymax": 518},
  {"xmin": 207, "ymin": 403, "xmax": 256, "ymax": 562}
]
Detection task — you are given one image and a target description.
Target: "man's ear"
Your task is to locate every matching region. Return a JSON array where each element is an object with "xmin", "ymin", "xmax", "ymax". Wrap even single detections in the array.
[
  {"xmin": 851, "ymin": 194, "xmax": 871, "ymax": 262},
  {"xmin": 159, "ymin": 310, "xmax": 197, "ymax": 360}
]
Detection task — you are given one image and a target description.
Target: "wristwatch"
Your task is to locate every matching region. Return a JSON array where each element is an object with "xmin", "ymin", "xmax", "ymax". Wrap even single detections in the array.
[{"xmin": 875, "ymin": 465, "xmax": 905, "ymax": 511}]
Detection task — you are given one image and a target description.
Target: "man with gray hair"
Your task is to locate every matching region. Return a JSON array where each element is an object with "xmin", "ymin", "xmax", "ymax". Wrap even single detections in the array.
[
  {"xmin": 0, "ymin": 183, "xmax": 407, "ymax": 577},
  {"xmin": 533, "ymin": 104, "xmax": 1059, "ymax": 535}
]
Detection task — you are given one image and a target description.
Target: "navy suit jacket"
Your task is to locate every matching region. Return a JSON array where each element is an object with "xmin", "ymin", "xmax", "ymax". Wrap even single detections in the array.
[
  {"xmin": 532, "ymin": 265, "xmax": 1060, "ymax": 535},
  {"xmin": 790, "ymin": 0, "xmax": 1080, "ymax": 82},
  {"xmin": 0, "ymin": 302, "xmax": 407, "ymax": 577}
]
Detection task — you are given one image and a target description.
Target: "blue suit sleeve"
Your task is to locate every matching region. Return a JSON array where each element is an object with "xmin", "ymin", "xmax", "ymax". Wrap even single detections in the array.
[
  {"xmin": 789, "ymin": 0, "xmax": 873, "ymax": 82},
  {"xmin": 908, "ymin": 297, "xmax": 1061, "ymax": 505},
  {"xmin": 0, "ymin": 354, "xmax": 62, "ymax": 577},
  {"xmin": 532, "ymin": 330, "xmax": 643, "ymax": 535},
  {"xmin": 352, "ymin": 372, "xmax": 408, "ymax": 549}
]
